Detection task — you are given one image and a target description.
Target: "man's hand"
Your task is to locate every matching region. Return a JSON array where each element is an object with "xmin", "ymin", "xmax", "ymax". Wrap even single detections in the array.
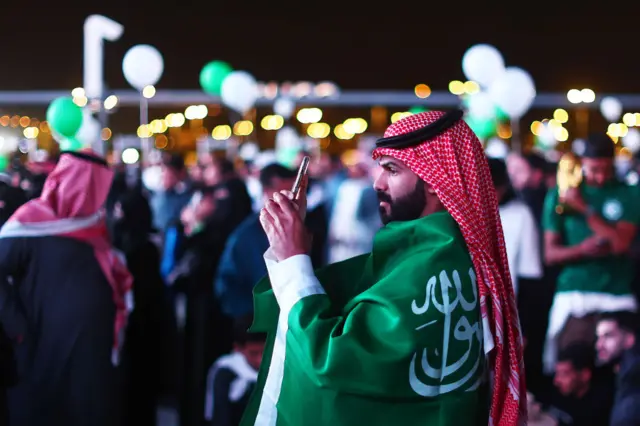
[
  {"xmin": 562, "ymin": 188, "xmax": 588, "ymax": 214},
  {"xmin": 579, "ymin": 235, "xmax": 610, "ymax": 257},
  {"xmin": 260, "ymin": 176, "xmax": 311, "ymax": 261}
]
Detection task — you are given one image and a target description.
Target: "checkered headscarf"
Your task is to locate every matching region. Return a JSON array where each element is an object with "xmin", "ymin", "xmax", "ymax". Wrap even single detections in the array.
[{"xmin": 373, "ymin": 111, "xmax": 526, "ymax": 426}]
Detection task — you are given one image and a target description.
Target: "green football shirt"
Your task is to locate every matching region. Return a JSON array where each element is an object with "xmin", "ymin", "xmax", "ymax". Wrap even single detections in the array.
[{"xmin": 542, "ymin": 180, "xmax": 640, "ymax": 295}]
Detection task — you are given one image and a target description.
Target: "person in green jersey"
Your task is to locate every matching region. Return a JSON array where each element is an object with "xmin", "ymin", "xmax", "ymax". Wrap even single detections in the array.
[
  {"xmin": 542, "ymin": 133, "xmax": 640, "ymax": 373},
  {"xmin": 244, "ymin": 110, "xmax": 526, "ymax": 426}
]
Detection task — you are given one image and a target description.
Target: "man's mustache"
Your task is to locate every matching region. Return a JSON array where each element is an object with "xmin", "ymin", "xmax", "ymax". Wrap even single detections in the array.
[{"xmin": 376, "ymin": 191, "xmax": 392, "ymax": 203}]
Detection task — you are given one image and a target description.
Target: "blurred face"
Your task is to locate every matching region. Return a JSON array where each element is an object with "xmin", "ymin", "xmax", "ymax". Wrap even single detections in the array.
[
  {"xmin": 161, "ymin": 165, "xmax": 180, "ymax": 190},
  {"xmin": 236, "ymin": 341, "xmax": 265, "ymax": 370},
  {"xmin": 373, "ymin": 156, "xmax": 433, "ymax": 225},
  {"xmin": 202, "ymin": 163, "xmax": 223, "ymax": 186},
  {"xmin": 188, "ymin": 165, "xmax": 203, "ymax": 183},
  {"xmin": 506, "ymin": 154, "xmax": 531, "ymax": 191},
  {"xmin": 263, "ymin": 177, "xmax": 296, "ymax": 200},
  {"xmin": 596, "ymin": 320, "xmax": 635, "ymax": 364},
  {"xmin": 553, "ymin": 361, "xmax": 590, "ymax": 397},
  {"xmin": 582, "ymin": 158, "xmax": 614, "ymax": 187}
]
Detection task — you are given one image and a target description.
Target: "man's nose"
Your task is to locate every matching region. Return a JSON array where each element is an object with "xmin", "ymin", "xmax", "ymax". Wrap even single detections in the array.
[{"xmin": 372, "ymin": 169, "xmax": 385, "ymax": 192}]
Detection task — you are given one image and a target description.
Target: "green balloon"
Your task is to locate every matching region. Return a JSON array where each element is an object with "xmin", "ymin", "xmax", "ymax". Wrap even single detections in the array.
[
  {"xmin": 46, "ymin": 97, "xmax": 83, "ymax": 138},
  {"xmin": 495, "ymin": 106, "xmax": 509, "ymax": 121},
  {"xmin": 409, "ymin": 106, "xmax": 429, "ymax": 114},
  {"xmin": 59, "ymin": 137, "xmax": 84, "ymax": 152},
  {"xmin": 200, "ymin": 61, "xmax": 233, "ymax": 95},
  {"xmin": 277, "ymin": 147, "xmax": 300, "ymax": 168},
  {"xmin": 464, "ymin": 115, "xmax": 496, "ymax": 140},
  {"xmin": 0, "ymin": 155, "xmax": 8, "ymax": 172}
]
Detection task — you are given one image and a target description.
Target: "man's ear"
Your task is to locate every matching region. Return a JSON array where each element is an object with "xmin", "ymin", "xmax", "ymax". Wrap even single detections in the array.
[
  {"xmin": 625, "ymin": 332, "xmax": 636, "ymax": 350},
  {"xmin": 425, "ymin": 182, "xmax": 437, "ymax": 195}
]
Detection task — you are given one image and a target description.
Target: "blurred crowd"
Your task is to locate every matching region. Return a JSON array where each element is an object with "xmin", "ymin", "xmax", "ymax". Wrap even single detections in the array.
[{"xmin": 0, "ymin": 133, "xmax": 638, "ymax": 426}]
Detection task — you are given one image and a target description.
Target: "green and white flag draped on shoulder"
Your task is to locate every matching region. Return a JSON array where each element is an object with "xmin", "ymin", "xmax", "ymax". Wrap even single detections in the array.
[{"xmin": 241, "ymin": 211, "xmax": 489, "ymax": 426}]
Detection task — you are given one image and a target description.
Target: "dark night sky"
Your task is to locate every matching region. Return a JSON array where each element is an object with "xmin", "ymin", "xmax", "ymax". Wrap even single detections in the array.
[
  {"xmin": 3, "ymin": 7, "xmax": 640, "ymax": 92},
  {"xmin": 2, "ymin": 5, "xmax": 640, "ymax": 130}
]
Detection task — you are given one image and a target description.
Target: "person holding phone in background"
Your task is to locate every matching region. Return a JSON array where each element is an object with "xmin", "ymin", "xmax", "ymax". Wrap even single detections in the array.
[{"xmin": 543, "ymin": 133, "xmax": 640, "ymax": 373}]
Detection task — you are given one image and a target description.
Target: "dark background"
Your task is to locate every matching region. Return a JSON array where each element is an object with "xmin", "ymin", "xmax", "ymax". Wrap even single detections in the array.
[
  {"xmin": 2, "ymin": 7, "xmax": 638, "ymax": 92},
  {"xmin": 1, "ymin": 6, "xmax": 639, "ymax": 137}
]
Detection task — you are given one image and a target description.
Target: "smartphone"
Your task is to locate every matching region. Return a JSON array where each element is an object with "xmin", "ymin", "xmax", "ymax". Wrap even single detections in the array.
[{"xmin": 291, "ymin": 156, "xmax": 310, "ymax": 200}]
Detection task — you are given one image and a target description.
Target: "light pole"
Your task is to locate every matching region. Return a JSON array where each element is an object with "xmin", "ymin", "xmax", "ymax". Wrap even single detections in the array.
[
  {"xmin": 122, "ymin": 44, "xmax": 164, "ymax": 163},
  {"xmin": 83, "ymin": 15, "xmax": 123, "ymax": 155}
]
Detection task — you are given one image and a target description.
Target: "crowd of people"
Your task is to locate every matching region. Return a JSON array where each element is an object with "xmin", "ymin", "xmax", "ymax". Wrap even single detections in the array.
[{"xmin": 0, "ymin": 121, "xmax": 637, "ymax": 425}]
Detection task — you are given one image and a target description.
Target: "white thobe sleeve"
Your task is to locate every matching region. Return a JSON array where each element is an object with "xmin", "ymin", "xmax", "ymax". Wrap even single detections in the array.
[{"xmin": 263, "ymin": 248, "xmax": 325, "ymax": 316}]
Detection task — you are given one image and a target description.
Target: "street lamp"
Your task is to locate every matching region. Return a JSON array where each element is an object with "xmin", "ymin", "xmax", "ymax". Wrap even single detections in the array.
[
  {"xmin": 567, "ymin": 88, "xmax": 596, "ymax": 104},
  {"xmin": 567, "ymin": 88, "xmax": 595, "ymax": 137}
]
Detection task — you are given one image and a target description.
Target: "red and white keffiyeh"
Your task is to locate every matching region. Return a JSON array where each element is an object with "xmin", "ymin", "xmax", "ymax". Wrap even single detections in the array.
[
  {"xmin": 0, "ymin": 149, "xmax": 133, "ymax": 364},
  {"xmin": 373, "ymin": 111, "xmax": 526, "ymax": 426}
]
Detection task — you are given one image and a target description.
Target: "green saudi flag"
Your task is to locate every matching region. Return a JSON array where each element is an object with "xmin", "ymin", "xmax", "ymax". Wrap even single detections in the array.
[{"xmin": 241, "ymin": 211, "xmax": 488, "ymax": 426}]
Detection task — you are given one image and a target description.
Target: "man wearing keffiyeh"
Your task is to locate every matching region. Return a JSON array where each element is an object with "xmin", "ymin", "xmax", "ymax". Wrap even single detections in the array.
[
  {"xmin": 0, "ymin": 150, "xmax": 133, "ymax": 426},
  {"xmin": 242, "ymin": 110, "xmax": 526, "ymax": 426}
]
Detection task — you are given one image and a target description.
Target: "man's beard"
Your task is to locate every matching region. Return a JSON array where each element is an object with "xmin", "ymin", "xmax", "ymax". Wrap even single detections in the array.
[{"xmin": 377, "ymin": 179, "xmax": 427, "ymax": 225}]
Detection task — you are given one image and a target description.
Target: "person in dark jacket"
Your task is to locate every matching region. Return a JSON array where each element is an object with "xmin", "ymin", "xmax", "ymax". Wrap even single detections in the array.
[
  {"xmin": 542, "ymin": 342, "xmax": 614, "ymax": 425},
  {"xmin": 0, "ymin": 175, "xmax": 24, "ymax": 425},
  {"xmin": 0, "ymin": 177, "xmax": 27, "ymax": 227},
  {"xmin": 150, "ymin": 153, "xmax": 192, "ymax": 235},
  {"xmin": 171, "ymin": 181, "xmax": 253, "ymax": 426},
  {"xmin": 596, "ymin": 311, "xmax": 640, "ymax": 425},
  {"xmin": 0, "ymin": 150, "xmax": 133, "ymax": 426},
  {"xmin": 215, "ymin": 163, "xmax": 325, "ymax": 319},
  {"xmin": 204, "ymin": 315, "xmax": 265, "ymax": 426},
  {"xmin": 111, "ymin": 189, "xmax": 173, "ymax": 426}
]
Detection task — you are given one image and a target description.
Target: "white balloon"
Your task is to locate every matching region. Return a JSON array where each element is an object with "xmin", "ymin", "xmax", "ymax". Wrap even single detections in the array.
[
  {"xmin": 254, "ymin": 150, "xmax": 278, "ymax": 170},
  {"xmin": 600, "ymin": 96, "xmax": 623, "ymax": 122},
  {"xmin": 623, "ymin": 128, "xmax": 640, "ymax": 153},
  {"xmin": 488, "ymin": 67, "xmax": 536, "ymax": 118},
  {"xmin": 467, "ymin": 92, "xmax": 496, "ymax": 119},
  {"xmin": 485, "ymin": 137, "xmax": 509, "ymax": 159},
  {"xmin": 275, "ymin": 126, "xmax": 301, "ymax": 150},
  {"xmin": 273, "ymin": 98, "xmax": 295, "ymax": 119},
  {"xmin": 122, "ymin": 44, "xmax": 164, "ymax": 91},
  {"xmin": 220, "ymin": 71, "xmax": 259, "ymax": 114},
  {"xmin": 0, "ymin": 135, "xmax": 19, "ymax": 154},
  {"xmin": 239, "ymin": 141, "xmax": 259, "ymax": 161},
  {"xmin": 462, "ymin": 44, "xmax": 505, "ymax": 88}
]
